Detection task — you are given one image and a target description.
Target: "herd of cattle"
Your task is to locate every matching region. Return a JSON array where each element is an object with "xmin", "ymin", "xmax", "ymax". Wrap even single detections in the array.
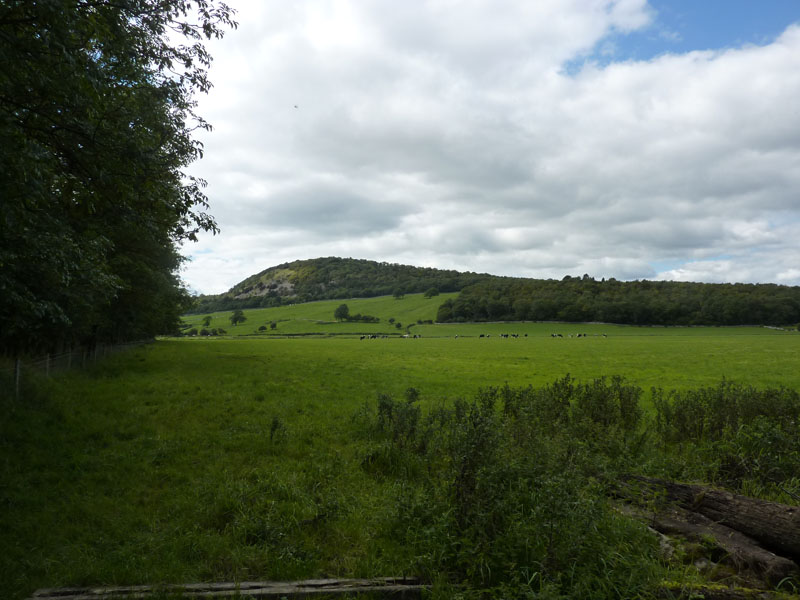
[
  {"xmin": 550, "ymin": 333, "xmax": 607, "ymax": 338},
  {"xmin": 359, "ymin": 332, "xmax": 608, "ymax": 339}
]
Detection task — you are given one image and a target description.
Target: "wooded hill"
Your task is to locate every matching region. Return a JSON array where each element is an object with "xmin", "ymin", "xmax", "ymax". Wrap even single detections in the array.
[
  {"xmin": 192, "ymin": 257, "xmax": 800, "ymax": 327},
  {"xmin": 189, "ymin": 257, "xmax": 492, "ymax": 313},
  {"xmin": 436, "ymin": 276, "xmax": 800, "ymax": 327}
]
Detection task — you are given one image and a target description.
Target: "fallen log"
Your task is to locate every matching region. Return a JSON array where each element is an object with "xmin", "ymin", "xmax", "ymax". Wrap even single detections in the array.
[
  {"xmin": 656, "ymin": 582, "xmax": 797, "ymax": 599},
  {"xmin": 29, "ymin": 577, "xmax": 426, "ymax": 599},
  {"xmin": 618, "ymin": 503, "xmax": 799, "ymax": 584},
  {"xmin": 622, "ymin": 475, "xmax": 800, "ymax": 563}
]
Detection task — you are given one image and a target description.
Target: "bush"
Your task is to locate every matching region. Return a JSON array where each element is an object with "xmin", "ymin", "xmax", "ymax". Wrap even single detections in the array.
[{"xmin": 358, "ymin": 378, "xmax": 663, "ymax": 597}]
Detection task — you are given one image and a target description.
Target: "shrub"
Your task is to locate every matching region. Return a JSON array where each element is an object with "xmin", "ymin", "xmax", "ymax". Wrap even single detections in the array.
[{"xmin": 359, "ymin": 378, "xmax": 663, "ymax": 597}]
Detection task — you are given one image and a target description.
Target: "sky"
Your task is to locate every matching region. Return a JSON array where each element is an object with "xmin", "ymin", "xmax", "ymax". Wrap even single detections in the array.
[{"xmin": 181, "ymin": 0, "xmax": 800, "ymax": 295}]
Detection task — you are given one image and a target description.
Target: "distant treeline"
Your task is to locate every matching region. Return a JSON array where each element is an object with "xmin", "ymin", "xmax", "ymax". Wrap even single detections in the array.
[
  {"xmin": 436, "ymin": 276, "xmax": 800, "ymax": 326},
  {"xmin": 189, "ymin": 257, "xmax": 491, "ymax": 313}
]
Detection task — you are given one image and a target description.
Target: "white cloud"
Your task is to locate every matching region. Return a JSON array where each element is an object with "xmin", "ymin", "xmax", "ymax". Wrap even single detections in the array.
[{"xmin": 182, "ymin": 2, "xmax": 800, "ymax": 293}]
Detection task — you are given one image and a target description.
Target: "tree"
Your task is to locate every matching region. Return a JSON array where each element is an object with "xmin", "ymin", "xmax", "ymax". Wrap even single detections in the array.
[
  {"xmin": 0, "ymin": 1, "xmax": 237, "ymax": 355},
  {"xmin": 424, "ymin": 287, "xmax": 440, "ymax": 299},
  {"xmin": 270, "ymin": 321, "xmax": 277, "ymax": 330},
  {"xmin": 202, "ymin": 316, "xmax": 212, "ymax": 327},
  {"xmin": 230, "ymin": 309, "xmax": 246, "ymax": 326},
  {"xmin": 393, "ymin": 287, "xmax": 405, "ymax": 299},
  {"xmin": 334, "ymin": 304, "xmax": 350, "ymax": 321}
]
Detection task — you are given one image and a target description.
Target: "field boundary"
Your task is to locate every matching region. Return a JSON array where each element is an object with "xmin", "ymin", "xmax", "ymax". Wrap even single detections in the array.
[{"xmin": 1, "ymin": 340, "xmax": 152, "ymax": 400}]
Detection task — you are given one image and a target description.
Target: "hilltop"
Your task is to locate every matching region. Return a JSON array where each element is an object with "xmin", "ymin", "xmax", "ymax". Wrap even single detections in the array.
[{"xmin": 189, "ymin": 257, "xmax": 494, "ymax": 313}]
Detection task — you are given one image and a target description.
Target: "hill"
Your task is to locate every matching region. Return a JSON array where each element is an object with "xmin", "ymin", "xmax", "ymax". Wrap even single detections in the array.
[
  {"xmin": 190, "ymin": 257, "xmax": 800, "ymax": 327},
  {"xmin": 189, "ymin": 257, "xmax": 494, "ymax": 313}
]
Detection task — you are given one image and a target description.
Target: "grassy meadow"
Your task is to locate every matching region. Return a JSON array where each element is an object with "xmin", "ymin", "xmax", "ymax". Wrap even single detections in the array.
[{"xmin": 2, "ymin": 295, "xmax": 799, "ymax": 599}]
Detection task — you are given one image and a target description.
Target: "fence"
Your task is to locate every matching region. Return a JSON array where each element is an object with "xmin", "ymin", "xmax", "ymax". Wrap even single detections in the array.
[{"xmin": 1, "ymin": 340, "xmax": 151, "ymax": 400}]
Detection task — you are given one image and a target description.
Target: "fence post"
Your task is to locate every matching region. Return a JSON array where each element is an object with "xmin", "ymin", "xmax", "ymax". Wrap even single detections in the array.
[{"xmin": 15, "ymin": 358, "xmax": 22, "ymax": 400}]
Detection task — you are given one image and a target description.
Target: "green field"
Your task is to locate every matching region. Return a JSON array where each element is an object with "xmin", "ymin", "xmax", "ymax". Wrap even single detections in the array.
[
  {"xmin": 2, "ymin": 302, "xmax": 799, "ymax": 599},
  {"xmin": 183, "ymin": 293, "xmax": 460, "ymax": 336}
]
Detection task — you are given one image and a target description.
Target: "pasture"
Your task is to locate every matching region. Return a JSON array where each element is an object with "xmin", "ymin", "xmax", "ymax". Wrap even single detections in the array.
[
  {"xmin": 182, "ymin": 293, "xmax": 460, "ymax": 336},
  {"xmin": 2, "ymin": 308, "xmax": 799, "ymax": 599}
]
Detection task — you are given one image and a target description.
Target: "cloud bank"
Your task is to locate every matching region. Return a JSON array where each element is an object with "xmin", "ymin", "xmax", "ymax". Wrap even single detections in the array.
[{"xmin": 182, "ymin": 0, "xmax": 800, "ymax": 294}]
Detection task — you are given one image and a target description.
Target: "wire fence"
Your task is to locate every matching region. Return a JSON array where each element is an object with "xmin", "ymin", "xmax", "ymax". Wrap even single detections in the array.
[{"xmin": 1, "ymin": 340, "xmax": 152, "ymax": 400}]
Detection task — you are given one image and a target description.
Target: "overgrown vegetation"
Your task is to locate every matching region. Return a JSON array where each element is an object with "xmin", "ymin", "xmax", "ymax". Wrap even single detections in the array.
[{"xmin": 359, "ymin": 378, "xmax": 800, "ymax": 597}]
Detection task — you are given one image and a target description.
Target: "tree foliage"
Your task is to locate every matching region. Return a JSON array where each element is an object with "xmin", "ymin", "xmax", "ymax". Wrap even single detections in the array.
[
  {"xmin": 334, "ymin": 304, "xmax": 350, "ymax": 321},
  {"xmin": 0, "ymin": 0, "xmax": 236, "ymax": 355},
  {"xmin": 436, "ymin": 276, "xmax": 800, "ymax": 326}
]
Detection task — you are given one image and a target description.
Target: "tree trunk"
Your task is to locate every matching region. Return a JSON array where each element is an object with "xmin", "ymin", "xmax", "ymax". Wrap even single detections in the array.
[
  {"xmin": 617, "ymin": 503, "xmax": 799, "ymax": 584},
  {"xmin": 621, "ymin": 475, "xmax": 800, "ymax": 563}
]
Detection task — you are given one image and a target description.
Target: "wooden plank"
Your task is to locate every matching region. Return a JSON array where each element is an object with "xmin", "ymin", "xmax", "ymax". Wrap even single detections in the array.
[{"xmin": 31, "ymin": 577, "xmax": 426, "ymax": 599}]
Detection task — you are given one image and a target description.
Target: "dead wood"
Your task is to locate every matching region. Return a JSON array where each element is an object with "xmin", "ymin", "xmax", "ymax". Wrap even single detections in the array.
[
  {"xmin": 618, "ymin": 503, "xmax": 799, "ymax": 584},
  {"xmin": 30, "ymin": 577, "xmax": 426, "ymax": 599},
  {"xmin": 656, "ymin": 582, "xmax": 796, "ymax": 599},
  {"xmin": 621, "ymin": 475, "xmax": 800, "ymax": 563}
]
